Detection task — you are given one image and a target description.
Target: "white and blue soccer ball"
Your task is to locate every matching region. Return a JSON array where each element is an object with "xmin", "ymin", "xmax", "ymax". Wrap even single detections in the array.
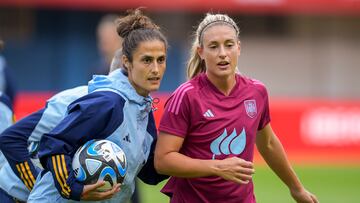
[{"xmin": 72, "ymin": 139, "xmax": 127, "ymax": 191}]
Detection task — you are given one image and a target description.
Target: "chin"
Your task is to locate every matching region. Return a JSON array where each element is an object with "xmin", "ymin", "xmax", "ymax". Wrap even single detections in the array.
[
  {"xmin": 148, "ymin": 86, "xmax": 160, "ymax": 93},
  {"xmin": 151, "ymin": 87, "xmax": 160, "ymax": 92},
  {"xmin": 216, "ymin": 71, "xmax": 233, "ymax": 77}
]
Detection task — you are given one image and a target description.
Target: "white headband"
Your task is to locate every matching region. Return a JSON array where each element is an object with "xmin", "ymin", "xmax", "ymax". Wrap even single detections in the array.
[{"xmin": 198, "ymin": 20, "xmax": 239, "ymax": 43}]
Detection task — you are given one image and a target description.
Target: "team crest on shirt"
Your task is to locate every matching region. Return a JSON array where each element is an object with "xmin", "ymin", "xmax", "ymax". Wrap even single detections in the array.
[{"xmin": 244, "ymin": 99, "xmax": 257, "ymax": 118}]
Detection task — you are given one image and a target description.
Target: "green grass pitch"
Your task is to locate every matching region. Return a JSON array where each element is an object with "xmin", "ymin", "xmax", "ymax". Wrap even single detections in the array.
[{"xmin": 137, "ymin": 165, "xmax": 360, "ymax": 203}]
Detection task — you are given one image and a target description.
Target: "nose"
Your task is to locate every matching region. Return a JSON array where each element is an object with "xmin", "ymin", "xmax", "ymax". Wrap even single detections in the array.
[
  {"xmin": 219, "ymin": 45, "xmax": 226, "ymax": 59},
  {"xmin": 151, "ymin": 61, "xmax": 160, "ymax": 74}
]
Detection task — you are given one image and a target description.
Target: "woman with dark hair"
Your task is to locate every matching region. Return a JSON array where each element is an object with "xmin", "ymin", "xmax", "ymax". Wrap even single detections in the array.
[
  {"xmin": 0, "ymin": 9, "xmax": 168, "ymax": 203},
  {"xmin": 0, "ymin": 34, "xmax": 127, "ymax": 203}
]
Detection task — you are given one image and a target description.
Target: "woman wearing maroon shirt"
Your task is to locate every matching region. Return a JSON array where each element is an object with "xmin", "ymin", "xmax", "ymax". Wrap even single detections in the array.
[{"xmin": 155, "ymin": 13, "xmax": 318, "ymax": 203}]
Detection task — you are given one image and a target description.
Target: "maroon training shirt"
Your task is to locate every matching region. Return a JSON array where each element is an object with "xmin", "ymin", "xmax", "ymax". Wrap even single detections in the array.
[{"xmin": 159, "ymin": 73, "xmax": 271, "ymax": 203}]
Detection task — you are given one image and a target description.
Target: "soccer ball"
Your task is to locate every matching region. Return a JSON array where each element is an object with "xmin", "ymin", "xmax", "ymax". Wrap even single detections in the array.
[{"xmin": 72, "ymin": 139, "xmax": 127, "ymax": 191}]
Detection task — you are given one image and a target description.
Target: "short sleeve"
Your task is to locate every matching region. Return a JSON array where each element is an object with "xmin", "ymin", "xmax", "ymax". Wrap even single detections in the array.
[
  {"xmin": 159, "ymin": 90, "xmax": 192, "ymax": 138},
  {"xmin": 258, "ymin": 85, "xmax": 271, "ymax": 130}
]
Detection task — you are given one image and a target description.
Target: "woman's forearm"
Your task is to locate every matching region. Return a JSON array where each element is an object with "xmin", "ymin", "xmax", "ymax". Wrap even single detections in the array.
[
  {"xmin": 155, "ymin": 151, "xmax": 219, "ymax": 178},
  {"xmin": 257, "ymin": 132, "xmax": 303, "ymax": 191}
]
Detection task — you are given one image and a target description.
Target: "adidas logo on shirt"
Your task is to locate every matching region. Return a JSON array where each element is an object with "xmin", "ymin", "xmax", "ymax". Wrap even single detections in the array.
[
  {"xmin": 203, "ymin": 109, "xmax": 215, "ymax": 118},
  {"xmin": 73, "ymin": 168, "xmax": 79, "ymax": 176}
]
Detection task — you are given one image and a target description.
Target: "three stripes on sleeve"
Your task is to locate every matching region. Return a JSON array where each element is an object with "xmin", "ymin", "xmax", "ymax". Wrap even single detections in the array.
[
  {"xmin": 16, "ymin": 154, "xmax": 71, "ymax": 198},
  {"xmin": 15, "ymin": 161, "xmax": 36, "ymax": 191},
  {"xmin": 50, "ymin": 154, "xmax": 71, "ymax": 198}
]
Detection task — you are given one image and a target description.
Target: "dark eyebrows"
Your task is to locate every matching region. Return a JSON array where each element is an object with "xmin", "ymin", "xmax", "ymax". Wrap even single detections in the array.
[
  {"xmin": 140, "ymin": 54, "xmax": 166, "ymax": 60},
  {"xmin": 157, "ymin": 54, "xmax": 166, "ymax": 59},
  {"xmin": 141, "ymin": 55, "xmax": 154, "ymax": 60}
]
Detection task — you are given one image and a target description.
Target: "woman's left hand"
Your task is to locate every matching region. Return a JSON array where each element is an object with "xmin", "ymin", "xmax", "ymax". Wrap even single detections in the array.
[{"xmin": 290, "ymin": 188, "xmax": 319, "ymax": 203}]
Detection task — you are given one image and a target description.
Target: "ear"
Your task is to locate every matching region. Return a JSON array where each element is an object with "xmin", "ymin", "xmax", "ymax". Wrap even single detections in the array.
[
  {"xmin": 197, "ymin": 46, "xmax": 204, "ymax": 60},
  {"xmin": 237, "ymin": 40, "xmax": 241, "ymax": 57},
  {"xmin": 122, "ymin": 55, "xmax": 131, "ymax": 70}
]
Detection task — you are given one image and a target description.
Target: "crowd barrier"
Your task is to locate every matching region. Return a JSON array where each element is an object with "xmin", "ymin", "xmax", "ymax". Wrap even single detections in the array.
[{"xmin": 14, "ymin": 92, "xmax": 360, "ymax": 165}]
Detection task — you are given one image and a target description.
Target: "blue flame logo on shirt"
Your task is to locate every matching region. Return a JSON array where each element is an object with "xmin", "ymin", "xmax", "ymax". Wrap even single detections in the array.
[{"xmin": 210, "ymin": 128, "xmax": 246, "ymax": 159}]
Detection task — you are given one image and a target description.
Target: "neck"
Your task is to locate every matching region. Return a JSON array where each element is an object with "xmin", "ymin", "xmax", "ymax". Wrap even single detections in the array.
[
  {"xmin": 128, "ymin": 77, "xmax": 149, "ymax": 97},
  {"xmin": 206, "ymin": 73, "xmax": 236, "ymax": 96}
]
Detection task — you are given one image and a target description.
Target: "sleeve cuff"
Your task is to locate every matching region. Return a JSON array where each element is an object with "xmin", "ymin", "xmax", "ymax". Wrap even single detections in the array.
[{"xmin": 69, "ymin": 181, "xmax": 84, "ymax": 201}]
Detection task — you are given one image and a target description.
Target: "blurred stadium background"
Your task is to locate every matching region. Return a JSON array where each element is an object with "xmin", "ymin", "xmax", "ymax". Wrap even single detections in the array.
[{"xmin": 1, "ymin": 0, "xmax": 359, "ymax": 202}]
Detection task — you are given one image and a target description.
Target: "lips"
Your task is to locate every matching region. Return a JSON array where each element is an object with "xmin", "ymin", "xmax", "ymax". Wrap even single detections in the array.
[
  {"xmin": 217, "ymin": 61, "xmax": 230, "ymax": 70},
  {"xmin": 217, "ymin": 61, "xmax": 230, "ymax": 66},
  {"xmin": 148, "ymin": 77, "xmax": 160, "ymax": 81}
]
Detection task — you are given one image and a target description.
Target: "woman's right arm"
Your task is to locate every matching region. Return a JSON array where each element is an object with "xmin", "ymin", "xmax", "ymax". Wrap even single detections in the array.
[{"xmin": 154, "ymin": 131, "xmax": 254, "ymax": 184}]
